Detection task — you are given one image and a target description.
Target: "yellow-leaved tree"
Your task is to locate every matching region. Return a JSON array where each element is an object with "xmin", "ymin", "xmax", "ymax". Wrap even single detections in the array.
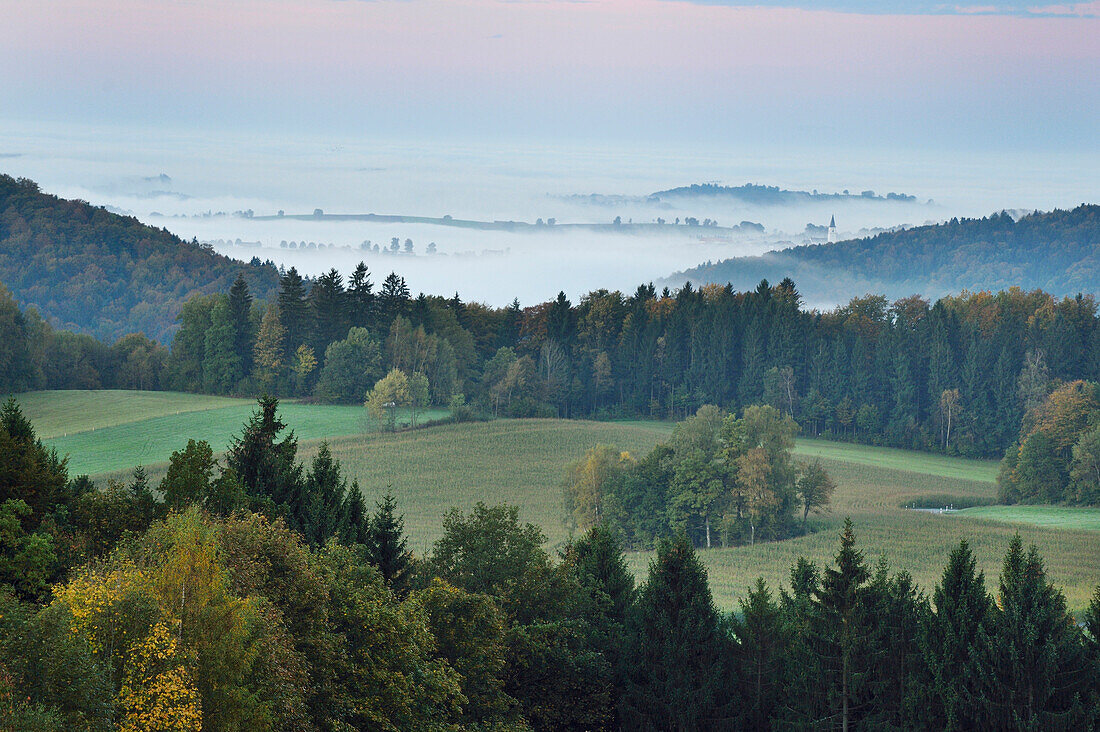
[
  {"xmin": 117, "ymin": 622, "xmax": 202, "ymax": 732},
  {"xmin": 565, "ymin": 444, "xmax": 634, "ymax": 532}
]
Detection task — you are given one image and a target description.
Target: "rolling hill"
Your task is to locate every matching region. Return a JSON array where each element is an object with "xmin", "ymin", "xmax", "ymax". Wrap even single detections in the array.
[
  {"xmin": 0, "ymin": 174, "xmax": 281, "ymax": 342},
  {"xmin": 671, "ymin": 205, "xmax": 1100, "ymax": 302}
]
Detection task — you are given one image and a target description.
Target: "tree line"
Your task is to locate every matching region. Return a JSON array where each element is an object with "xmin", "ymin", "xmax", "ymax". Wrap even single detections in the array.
[
  {"xmin": 1, "ymin": 397, "xmax": 1098, "ymax": 729},
  {"xmin": 8, "ymin": 226, "xmax": 1100, "ymax": 483},
  {"xmin": 157, "ymin": 269, "xmax": 1100, "ymax": 466}
]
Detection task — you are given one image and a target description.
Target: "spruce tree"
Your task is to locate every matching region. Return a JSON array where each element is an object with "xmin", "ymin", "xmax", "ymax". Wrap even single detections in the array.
[
  {"xmin": 294, "ymin": 442, "xmax": 349, "ymax": 544},
  {"xmin": 622, "ymin": 534, "xmax": 734, "ymax": 730},
  {"xmin": 227, "ymin": 274, "xmax": 254, "ymax": 375},
  {"xmin": 338, "ymin": 486, "xmax": 369, "ymax": 545},
  {"xmin": 921, "ymin": 539, "xmax": 994, "ymax": 730},
  {"xmin": 733, "ymin": 578, "xmax": 789, "ymax": 730},
  {"xmin": 277, "ymin": 267, "xmax": 311, "ymax": 360},
  {"xmin": 982, "ymin": 535, "xmax": 1094, "ymax": 728},
  {"xmin": 225, "ymin": 395, "xmax": 302, "ymax": 509},
  {"xmin": 347, "ymin": 262, "xmax": 375, "ymax": 330},
  {"xmin": 309, "ymin": 268, "xmax": 347, "ymax": 356},
  {"xmin": 784, "ymin": 518, "xmax": 876, "ymax": 731},
  {"xmin": 365, "ymin": 493, "xmax": 414, "ymax": 596}
]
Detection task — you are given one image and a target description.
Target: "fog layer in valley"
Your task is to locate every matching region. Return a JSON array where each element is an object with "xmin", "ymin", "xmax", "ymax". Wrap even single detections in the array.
[{"xmin": 4, "ymin": 122, "xmax": 1099, "ymax": 306}]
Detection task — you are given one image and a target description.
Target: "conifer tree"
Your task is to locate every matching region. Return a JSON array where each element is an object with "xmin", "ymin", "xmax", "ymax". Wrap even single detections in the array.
[
  {"xmin": 225, "ymin": 396, "xmax": 302, "ymax": 509},
  {"xmin": 309, "ymin": 268, "xmax": 347, "ymax": 356},
  {"xmin": 784, "ymin": 518, "xmax": 876, "ymax": 731},
  {"xmin": 622, "ymin": 534, "xmax": 734, "ymax": 730},
  {"xmin": 277, "ymin": 267, "xmax": 310, "ymax": 360},
  {"xmin": 227, "ymin": 274, "xmax": 254, "ymax": 375},
  {"xmin": 364, "ymin": 493, "xmax": 414, "ymax": 597},
  {"xmin": 733, "ymin": 578, "xmax": 789, "ymax": 729},
  {"xmin": 913, "ymin": 539, "xmax": 992, "ymax": 729},
  {"xmin": 293, "ymin": 442, "xmax": 349, "ymax": 544},
  {"xmin": 347, "ymin": 262, "xmax": 375, "ymax": 330},
  {"xmin": 982, "ymin": 535, "xmax": 1093, "ymax": 728}
]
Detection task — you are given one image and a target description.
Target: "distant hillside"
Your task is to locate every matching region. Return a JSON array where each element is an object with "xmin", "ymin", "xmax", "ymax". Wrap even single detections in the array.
[
  {"xmin": 650, "ymin": 182, "xmax": 921, "ymax": 205},
  {"xmin": 670, "ymin": 205, "xmax": 1100, "ymax": 301},
  {"xmin": 562, "ymin": 182, "xmax": 922, "ymax": 209},
  {"xmin": 0, "ymin": 175, "xmax": 280, "ymax": 342}
]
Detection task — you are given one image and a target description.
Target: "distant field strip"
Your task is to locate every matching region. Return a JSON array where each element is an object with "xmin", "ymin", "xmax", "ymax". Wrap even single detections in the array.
[
  {"xmin": 953, "ymin": 505, "xmax": 1100, "ymax": 532},
  {"xmin": 792, "ymin": 438, "xmax": 999, "ymax": 483}
]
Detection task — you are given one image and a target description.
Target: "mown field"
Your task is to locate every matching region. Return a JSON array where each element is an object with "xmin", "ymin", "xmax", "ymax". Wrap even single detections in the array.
[{"xmin": 15, "ymin": 390, "xmax": 1100, "ymax": 612}]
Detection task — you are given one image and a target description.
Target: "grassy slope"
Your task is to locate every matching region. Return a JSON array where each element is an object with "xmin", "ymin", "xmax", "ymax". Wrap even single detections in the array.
[
  {"xmin": 17, "ymin": 391, "xmax": 1099, "ymax": 611},
  {"xmin": 15, "ymin": 390, "xmax": 255, "ymax": 438},
  {"xmin": 18, "ymin": 389, "xmax": 443, "ymax": 476},
  {"xmin": 313, "ymin": 419, "xmax": 1097, "ymax": 612},
  {"xmin": 953, "ymin": 505, "xmax": 1100, "ymax": 532}
]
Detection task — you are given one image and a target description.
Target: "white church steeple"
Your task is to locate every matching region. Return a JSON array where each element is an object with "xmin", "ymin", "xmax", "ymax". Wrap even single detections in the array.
[{"xmin": 827, "ymin": 215, "xmax": 838, "ymax": 243}]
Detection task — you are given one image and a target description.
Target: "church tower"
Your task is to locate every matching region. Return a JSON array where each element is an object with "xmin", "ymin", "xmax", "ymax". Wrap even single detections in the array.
[{"xmin": 827, "ymin": 215, "xmax": 838, "ymax": 243}]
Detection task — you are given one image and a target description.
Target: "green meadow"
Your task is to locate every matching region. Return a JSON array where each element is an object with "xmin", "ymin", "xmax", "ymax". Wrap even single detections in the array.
[{"xmin": 17, "ymin": 390, "xmax": 1100, "ymax": 612}]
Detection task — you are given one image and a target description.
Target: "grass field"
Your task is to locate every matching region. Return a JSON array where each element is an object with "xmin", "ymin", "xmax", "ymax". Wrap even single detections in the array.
[
  {"xmin": 14, "ymin": 391, "xmax": 1100, "ymax": 613},
  {"xmin": 952, "ymin": 505, "xmax": 1100, "ymax": 532},
  {"xmin": 15, "ymin": 390, "xmax": 445, "ymax": 477}
]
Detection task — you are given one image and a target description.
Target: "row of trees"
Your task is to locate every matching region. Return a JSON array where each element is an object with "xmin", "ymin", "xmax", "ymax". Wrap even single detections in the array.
[
  {"xmin": 0, "ymin": 283, "xmax": 174, "ymax": 394},
  {"xmin": 160, "ymin": 272, "xmax": 1100, "ymax": 462},
  {"xmin": 565, "ymin": 405, "xmax": 835, "ymax": 549},
  {"xmin": 163, "ymin": 269, "xmax": 470, "ymax": 407},
  {"xmin": 10, "ymin": 251, "xmax": 1100, "ymax": 469}
]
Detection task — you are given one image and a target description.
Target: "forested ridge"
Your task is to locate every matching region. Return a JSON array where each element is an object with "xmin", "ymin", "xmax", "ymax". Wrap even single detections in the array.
[
  {"xmin": 8, "ymin": 266, "xmax": 1100, "ymax": 470},
  {"xmin": 2, "ymin": 396, "xmax": 1099, "ymax": 730},
  {"xmin": 678, "ymin": 205, "xmax": 1100, "ymax": 300},
  {"xmin": 0, "ymin": 175, "xmax": 280, "ymax": 342}
]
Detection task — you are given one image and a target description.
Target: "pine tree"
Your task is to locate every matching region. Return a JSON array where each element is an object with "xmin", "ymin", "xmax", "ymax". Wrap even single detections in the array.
[
  {"xmin": 225, "ymin": 396, "xmax": 302, "ymax": 509},
  {"xmin": 622, "ymin": 534, "xmax": 735, "ymax": 730},
  {"xmin": 364, "ymin": 493, "xmax": 414, "ymax": 597},
  {"xmin": 338, "ymin": 486, "xmax": 369, "ymax": 545},
  {"xmin": 347, "ymin": 261, "xmax": 375, "ymax": 329},
  {"xmin": 785, "ymin": 518, "xmax": 875, "ymax": 731},
  {"xmin": 293, "ymin": 442, "xmax": 350, "ymax": 544},
  {"xmin": 379, "ymin": 272, "xmax": 409, "ymax": 322},
  {"xmin": 309, "ymin": 268, "xmax": 347, "ymax": 356}
]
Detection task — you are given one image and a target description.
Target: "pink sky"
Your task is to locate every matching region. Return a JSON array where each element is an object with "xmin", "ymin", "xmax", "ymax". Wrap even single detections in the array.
[{"xmin": 1, "ymin": 0, "xmax": 1097, "ymax": 148}]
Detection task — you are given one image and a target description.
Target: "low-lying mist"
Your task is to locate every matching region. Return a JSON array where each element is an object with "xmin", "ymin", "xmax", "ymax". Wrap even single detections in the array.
[{"xmin": 4, "ymin": 122, "xmax": 1099, "ymax": 306}]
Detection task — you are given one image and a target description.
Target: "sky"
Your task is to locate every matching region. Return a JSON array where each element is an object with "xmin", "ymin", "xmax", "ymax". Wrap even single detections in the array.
[{"xmin": 1, "ymin": 0, "xmax": 1098, "ymax": 152}]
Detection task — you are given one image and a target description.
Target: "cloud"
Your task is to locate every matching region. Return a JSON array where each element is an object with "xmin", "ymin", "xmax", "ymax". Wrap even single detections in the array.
[
  {"xmin": 1026, "ymin": 1, "xmax": 1100, "ymax": 15},
  {"xmin": 663, "ymin": 0, "xmax": 1099, "ymax": 15}
]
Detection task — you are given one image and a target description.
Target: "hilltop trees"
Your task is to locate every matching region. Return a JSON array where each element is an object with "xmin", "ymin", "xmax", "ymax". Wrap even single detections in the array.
[{"xmin": 566, "ymin": 405, "xmax": 826, "ymax": 549}]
